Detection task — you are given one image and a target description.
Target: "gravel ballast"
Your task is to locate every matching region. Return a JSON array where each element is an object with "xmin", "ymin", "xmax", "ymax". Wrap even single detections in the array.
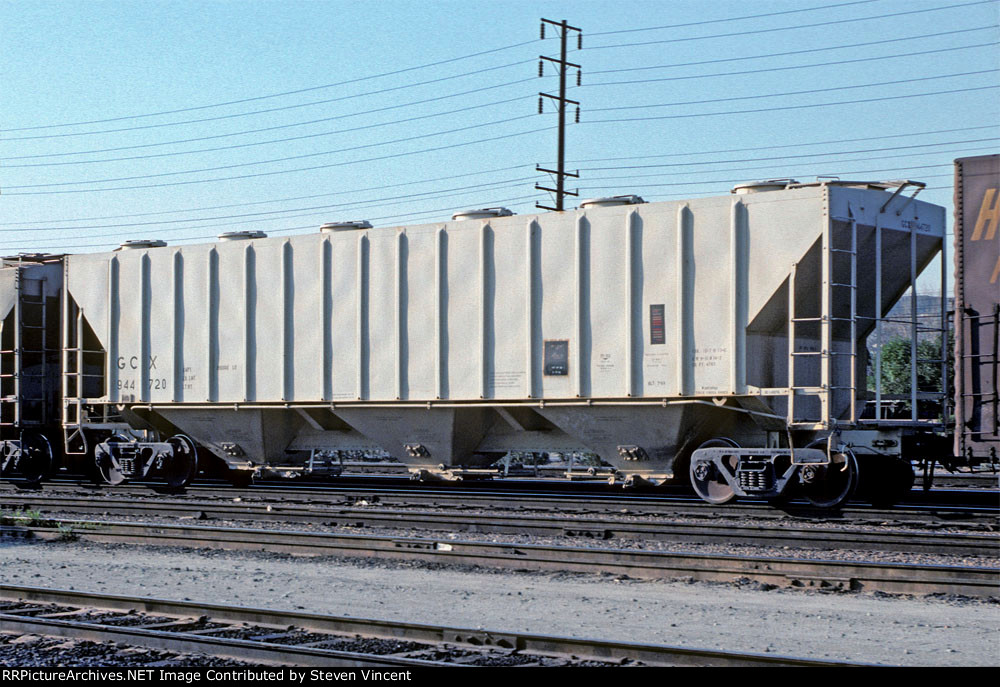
[
  {"xmin": 2, "ymin": 538, "xmax": 998, "ymax": 667},
  {"xmin": 0, "ymin": 632, "xmax": 257, "ymax": 667}
]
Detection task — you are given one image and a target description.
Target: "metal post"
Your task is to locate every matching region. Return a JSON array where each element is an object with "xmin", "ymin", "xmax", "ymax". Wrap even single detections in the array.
[
  {"xmin": 875, "ymin": 220, "xmax": 883, "ymax": 420},
  {"xmin": 849, "ymin": 218, "xmax": 858, "ymax": 422},
  {"xmin": 788, "ymin": 263, "xmax": 797, "ymax": 424},
  {"xmin": 821, "ymin": 216, "xmax": 831, "ymax": 427},
  {"xmin": 39, "ymin": 278, "xmax": 48, "ymax": 424},
  {"xmin": 536, "ymin": 18, "xmax": 581, "ymax": 212},
  {"xmin": 75, "ymin": 307, "xmax": 83, "ymax": 425},
  {"xmin": 61, "ymin": 270, "xmax": 70, "ymax": 426},
  {"xmin": 940, "ymin": 234, "xmax": 948, "ymax": 425},
  {"xmin": 13, "ymin": 270, "xmax": 20, "ymax": 427},
  {"xmin": 556, "ymin": 20, "xmax": 567, "ymax": 209},
  {"xmin": 910, "ymin": 228, "xmax": 918, "ymax": 421}
]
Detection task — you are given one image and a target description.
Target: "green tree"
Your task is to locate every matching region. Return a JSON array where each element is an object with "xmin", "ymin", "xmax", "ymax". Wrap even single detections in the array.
[{"xmin": 868, "ymin": 335, "xmax": 953, "ymax": 395}]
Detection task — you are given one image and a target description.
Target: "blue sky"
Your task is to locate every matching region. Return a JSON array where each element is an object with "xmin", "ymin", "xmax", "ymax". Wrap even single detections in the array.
[{"xmin": 1, "ymin": 0, "xmax": 997, "ymax": 269}]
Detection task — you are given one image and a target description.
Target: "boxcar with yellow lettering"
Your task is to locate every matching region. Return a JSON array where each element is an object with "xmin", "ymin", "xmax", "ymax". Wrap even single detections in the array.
[{"xmin": 953, "ymin": 154, "xmax": 1000, "ymax": 463}]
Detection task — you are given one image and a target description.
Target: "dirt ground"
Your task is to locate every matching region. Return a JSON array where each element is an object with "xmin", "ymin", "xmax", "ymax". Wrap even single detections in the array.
[{"xmin": 2, "ymin": 538, "xmax": 998, "ymax": 666}]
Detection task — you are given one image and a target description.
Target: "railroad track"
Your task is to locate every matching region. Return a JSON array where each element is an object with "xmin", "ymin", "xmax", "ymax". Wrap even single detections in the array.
[
  {"xmin": 0, "ymin": 586, "xmax": 863, "ymax": 667},
  {"xmin": 4, "ymin": 520, "xmax": 997, "ymax": 598},
  {"xmin": 2, "ymin": 494, "xmax": 998, "ymax": 556},
  {"xmin": 3, "ymin": 479, "xmax": 998, "ymax": 525}
]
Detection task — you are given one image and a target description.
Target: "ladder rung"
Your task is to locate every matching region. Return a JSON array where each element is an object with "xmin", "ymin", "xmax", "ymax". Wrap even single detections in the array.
[
  {"xmin": 791, "ymin": 317, "xmax": 822, "ymax": 323},
  {"xmin": 829, "ymin": 283, "xmax": 856, "ymax": 288},
  {"xmin": 830, "ymin": 248, "xmax": 857, "ymax": 254},
  {"xmin": 869, "ymin": 316, "xmax": 946, "ymax": 324},
  {"xmin": 790, "ymin": 351, "xmax": 821, "ymax": 356}
]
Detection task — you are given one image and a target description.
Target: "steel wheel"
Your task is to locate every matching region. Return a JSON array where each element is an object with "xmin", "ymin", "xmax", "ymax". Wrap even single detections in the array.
[
  {"xmin": 164, "ymin": 435, "xmax": 199, "ymax": 489},
  {"xmin": 18, "ymin": 431, "xmax": 53, "ymax": 485},
  {"xmin": 689, "ymin": 438, "xmax": 740, "ymax": 505},
  {"xmin": 803, "ymin": 445, "xmax": 859, "ymax": 509},
  {"xmin": 96, "ymin": 435, "xmax": 128, "ymax": 486}
]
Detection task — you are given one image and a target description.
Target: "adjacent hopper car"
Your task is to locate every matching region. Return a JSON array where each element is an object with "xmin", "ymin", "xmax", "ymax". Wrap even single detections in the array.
[{"xmin": 2, "ymin": 157, "xmax": 997, "ymax": 508}]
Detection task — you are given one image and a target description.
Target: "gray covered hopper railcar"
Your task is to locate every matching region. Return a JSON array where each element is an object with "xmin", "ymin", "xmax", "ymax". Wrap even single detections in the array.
[{"xmin": 45, "ymin": 178, "xmax": 948, "ymax": 507}]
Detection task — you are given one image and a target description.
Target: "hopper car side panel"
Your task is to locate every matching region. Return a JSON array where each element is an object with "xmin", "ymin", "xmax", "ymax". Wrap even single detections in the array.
[{"xmin": 65, "ymin": 189, "xmax": 843, "ymax": 407}]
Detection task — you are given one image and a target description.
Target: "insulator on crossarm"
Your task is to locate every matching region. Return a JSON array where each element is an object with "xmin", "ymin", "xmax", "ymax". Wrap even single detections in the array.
[
  {"xmin": 540, "ymin": 24, "xmax": 545, "ymax": 39},
  {"xmin": 538, "ymin": 61, "xmax": 544, "ymax": 77},
  {"xmin": 576, "ymin": 70, "xmax": 581, "ymax": 86},
  {"xmin": 575, "ymin": 106, "xmax": 580, "ymax": 123},
  {"xmin": 538, "ymin": 97, "xmax": 544, "ymax": 114},
  {"xmin": 577, "ymin": 33, "xmax": 582, "ymax": 49}
]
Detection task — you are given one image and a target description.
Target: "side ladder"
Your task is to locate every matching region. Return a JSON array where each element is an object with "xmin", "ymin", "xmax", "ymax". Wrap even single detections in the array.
[{"xmin": 787, "ymin": 214, "xmax": 858, "ymax": 430}]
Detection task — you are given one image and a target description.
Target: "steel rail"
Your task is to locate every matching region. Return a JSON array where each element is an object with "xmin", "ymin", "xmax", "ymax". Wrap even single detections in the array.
[
  {"xmin": 3, "ymin": 480, "xmax": 997, "ymax": 524},
  {"xmin": 4, "ymin": 520, "xmax": 997, "ymax": 597},
  {"xmin": 0, "ymin": 585, "xmax": 862, "ymax": 667},
  {"xmin": 3, "ymin": 494, "xmax": 998, "ymax": 556}
]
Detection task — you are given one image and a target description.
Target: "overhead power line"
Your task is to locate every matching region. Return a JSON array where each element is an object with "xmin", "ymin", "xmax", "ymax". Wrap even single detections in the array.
[
  {"xmin": 0, "ymin": 59, "xmax": 538, "ymax": 141},
  {"xmin": 14, "ymin": 194, "xmax": 546, "ymax": 252},
  {"xmin": 576, "ymin": 173, "xmax": 956, "ymax": 193},
  {"xmin": 557, "ymin": 125, "xmax": 999, "ymax": 165},
  {"xmin": 584, "ymin": 85, "xmax": 998, "ymax": 124},
  {"xmin": 585, "ymin": 42, "xmax": 997, "ymax": 89},
  {"xmin": 0, "ymin": 165, "xmax": 535, "ymax": 225},
  {"xmin": 5, "ymin": 114, "xmax": 541, "ymax": 189},
  {"xmin": 5, "ymin": 92, "xmax": 538, "ymax": 168},
  {"xmin": 1, "ymin": 176, "xmax": 538, "ymax": 234},
  {"xmin": 15, "ymin": 34, "xmax": 992, "ymax": 165},
  {"xmin": 0, "ymin": 0, "xmax": 888, "ymax": 133},
  {"xmin": 577, "ymin": 139, "xmax": 999, "ymax": 171},
  {"xmin": 573, "ymin": 145, "xmax": 997, "ymax": 179},
  {"xmin": 9, "ymin": 70, "xmax": 991, "ymax": 190},
  {"xmin": 7, "ymin": 143, "xmax": 987, "ymax": 242},
  {"xmin": 587, "ymin": 26, "xmax": 997, "ymax": 75},
  {"xmin": 3, "ymin": 126, "xmax": 556, "ymax": 195},
  {"xmin": 583, "ymin": 0, "xmax": 997, "ymax": 50},
  {"xmin": 7, "ymin": 179, "xmax": 538, "ymax": 245},
  {"xmin": 588, "ymin": 0, "xmax": 882, "ymax": 36},
  {"xmin": 0, "ymin": 41, "xmax": 540, "ymax": 132},
  {"xmin": 13, "ymin": 123, "xmax": 995, "ymax": 228},
  {"xmin": 4, "ymin": 79, "xmax": 538, "ymax": 161},
  {"xmin": 588, "ymin": 69, "xmax": 998, "ymax": 109}
]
